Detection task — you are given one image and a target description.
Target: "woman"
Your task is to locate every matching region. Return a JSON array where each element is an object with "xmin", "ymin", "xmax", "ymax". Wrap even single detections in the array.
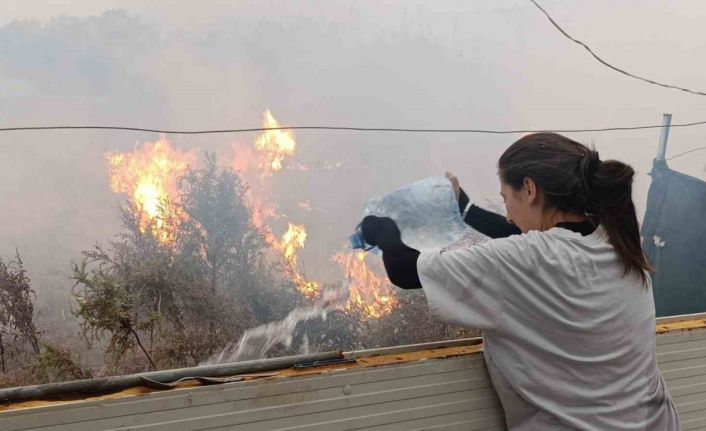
[{"xmin": 361, "ymin": 133, "xmax": 680, "ymax": 430}]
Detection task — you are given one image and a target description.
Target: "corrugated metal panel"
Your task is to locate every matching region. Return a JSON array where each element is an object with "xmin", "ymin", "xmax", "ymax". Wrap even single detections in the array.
[
  {"xmin": 2, "ymin": 322, "xmax": 705, "ymax": 430},
  {"xmin": 658, "ymin": 327, "xmax": 706, "ymax": 431}
]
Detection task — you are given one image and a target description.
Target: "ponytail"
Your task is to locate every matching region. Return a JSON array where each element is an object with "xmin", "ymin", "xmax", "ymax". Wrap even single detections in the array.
[
  {"xmin": 499, "ymin": 133, "xmax": 651, "ymax": 285},
  {"xmin": 590, "ymin": 159, "xmax": 651, "ymax": 284}
]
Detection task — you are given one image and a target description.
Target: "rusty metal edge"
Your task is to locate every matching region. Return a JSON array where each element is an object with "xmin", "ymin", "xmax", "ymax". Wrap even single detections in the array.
[
  {"xmin": 343, "ymin": 337, "xmax": 482, "ymax": 360},
  {"xmin": 0, "ymin": 351, "xmax": 342, "ymax": 405},
  {"xmin": 656, "ymin": 312, "xmax": 706, "ymax": 325}
]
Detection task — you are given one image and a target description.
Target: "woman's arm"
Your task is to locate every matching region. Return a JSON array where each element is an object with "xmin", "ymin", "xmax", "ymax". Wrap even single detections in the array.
[
  {"xmin": 361, "ymin": 215, "xmax": 509, "ymax": 332},
  {"xmin": 361, "ymin": 216, "xmax": 422, "ymax": 289},
  {"xmin": 458, "ymin": 188, "xmax": 521, "ymax": 238}
]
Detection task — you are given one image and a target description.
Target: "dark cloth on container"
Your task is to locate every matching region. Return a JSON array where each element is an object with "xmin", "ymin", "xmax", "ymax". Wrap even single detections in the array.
[{"xmin": 642, "ymin": 160, "xmax": 706, "ymax": 317}]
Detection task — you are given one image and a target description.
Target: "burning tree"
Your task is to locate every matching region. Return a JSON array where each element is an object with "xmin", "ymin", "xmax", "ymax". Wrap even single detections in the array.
[
  {"xmin": 179, "ymin": 155, "xmax": 305, "ymax": 325},
  {"xmin": 72, "ymin": 150, "xmax": 299, "ymax": 371},
  {"xmin": 179, "ymin": 154, "xmax": 269, "ymax": 294},
  {"xmin": 105, "ymin": 138, "xmax": 195, "ymax": 244}
]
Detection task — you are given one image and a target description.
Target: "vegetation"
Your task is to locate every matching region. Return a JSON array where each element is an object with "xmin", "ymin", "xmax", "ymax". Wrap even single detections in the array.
[
  {"xmin": 0, "ymin": 252, "xmax": 40, "ymax": 373},
  {"xmin": 0, "ymin": 252, "xmax": 91, "ymax": 387},
  {"xmin": 71, "ymin": 155, "xmax": 274, "ymax": 371},
  {"xmin": 1, "ymin": 155, "xmax": 478, "ymax": 388}
]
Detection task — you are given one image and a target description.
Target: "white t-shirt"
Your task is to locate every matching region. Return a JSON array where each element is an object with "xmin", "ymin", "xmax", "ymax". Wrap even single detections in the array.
[{"xmin": 417, "ymin": 226, "xmax": 680, "ymax": 430}]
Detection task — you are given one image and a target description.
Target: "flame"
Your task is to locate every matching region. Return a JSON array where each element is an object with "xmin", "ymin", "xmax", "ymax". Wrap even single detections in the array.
[
  {"xmin": 249, "ymin": 198, "xmax": 280, "ymax": 245},
  {"xmin": 333, "ymin": 251, "xmax": 398, "ymax": 319},
  {"xmin": 293, "ymin": 274, "xmax": 320, "ymax": 299},
  {"xmin": 280, "ymin": 223, "xmax": 307, "ymax": 265},
  {"xmin": 103, "ymin": 112, "xmax": 395, "ymax": 321},
  {"xmin": 255, "ymin": 109, "xmax": 296, "ymax": 173},
  {"xmin": 231, "ymin": 112, "xmax": 321, "ymax": 298},
  {"xmin": 278, "ymin": 223, "xmax": 320, "ymax": 298},
  {"xmin": 236, "ymin": 109, "xmax": 393, "ymax": 311},
  {"xmin": 106, "ymin": 137, "xmax": 195, "ymax": 243}
]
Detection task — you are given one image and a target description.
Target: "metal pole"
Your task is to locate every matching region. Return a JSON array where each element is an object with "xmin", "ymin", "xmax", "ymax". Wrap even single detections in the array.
[{"xmin": 656, "ymin": 113, "xmax": 672, "ymax": 160}]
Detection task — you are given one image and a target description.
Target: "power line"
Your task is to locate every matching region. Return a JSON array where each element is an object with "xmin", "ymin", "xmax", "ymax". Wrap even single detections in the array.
[
  {"xmin": 2, "ymin": 119, "xmax": 706, "ymax": 135},
  {"xmin": 529, "ymin": 0, "xmax": 706, "ymax": 97},
  {"xmin": 667, "ymin": 145, "xmax": 706, "ymax": 161}
]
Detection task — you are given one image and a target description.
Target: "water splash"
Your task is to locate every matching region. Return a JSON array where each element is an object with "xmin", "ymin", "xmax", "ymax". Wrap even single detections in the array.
[{"xmin": 204, "ymin": 283, "xmax": 349, "ymax": 364}]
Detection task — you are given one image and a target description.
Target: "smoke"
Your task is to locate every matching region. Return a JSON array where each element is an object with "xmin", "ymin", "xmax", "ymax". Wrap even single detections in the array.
[{"xmin": 1, "ymin": 1, "xmax": 706, "ymax": 336}]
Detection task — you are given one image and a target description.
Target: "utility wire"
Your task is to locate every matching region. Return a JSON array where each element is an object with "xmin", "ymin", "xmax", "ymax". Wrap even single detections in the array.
[
  {"xmin": 529, "ymin": 0, "xmax": 706, "ymax": 97},
  {"xmin": 667, "ymin": 145, "xmax": 706, "ymax": 161},
  {"xmin": 2, "ymin": 119, "xmax": 706, "ymax": 135}
]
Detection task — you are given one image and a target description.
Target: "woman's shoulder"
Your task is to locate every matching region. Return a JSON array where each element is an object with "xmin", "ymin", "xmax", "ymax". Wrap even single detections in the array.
[
  {"xmin": 427, "ymin": 227, "xmax": 603, "ymax": 271},
  {"xmin": 482, "ymin": 229, "xmax": 548, "ymax": 252},
  {"xmin": 433, "ymin": 232, "xmax": 541, "ymax": 271},
  {"xmin": 489, "ymin": 226, "xmax": 607, "ymax": 247},
  {"xmin": 477, "ymin": 228, "xmax": 591, "ymax": 264}
]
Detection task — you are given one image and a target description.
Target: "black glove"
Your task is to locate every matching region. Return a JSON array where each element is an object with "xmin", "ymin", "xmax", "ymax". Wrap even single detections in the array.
[{"xmin": 360, "ymin": 216, "xmax": 402, "ymax": 250}]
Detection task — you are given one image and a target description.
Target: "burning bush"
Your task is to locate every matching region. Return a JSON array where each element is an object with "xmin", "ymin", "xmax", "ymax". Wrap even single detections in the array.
[{"xmin": 71, "ymin": 154, "xmax": 304, "ymax": 370}]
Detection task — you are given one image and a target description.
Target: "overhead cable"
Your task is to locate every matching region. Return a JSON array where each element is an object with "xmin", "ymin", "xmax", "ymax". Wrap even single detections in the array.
[
  {"xmin": 667, "ymin": 145, "xmax": 706, "ymax": 161},
  {"xmin": 529, "ymin": 0, "xmax": 706, "ymax": 97},
  {"xmin": 2, "ymin": 119, "xmax": 706, "ymax": 135}
]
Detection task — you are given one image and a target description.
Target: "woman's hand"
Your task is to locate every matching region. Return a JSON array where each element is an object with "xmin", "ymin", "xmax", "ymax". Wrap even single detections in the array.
[
  {"xmin": 446, "ymin": 171, "xmax": 472, "ymax": 217},
  {"xmin": 446, "ymin": 172, "xmax": 461, "ymax": 202}
]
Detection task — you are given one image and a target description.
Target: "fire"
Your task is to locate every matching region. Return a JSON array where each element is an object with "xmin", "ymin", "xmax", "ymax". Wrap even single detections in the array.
[
  {"xmin": 333, "ymin": 251, "xmax": 398, "ymax": 319},
  {"xmin": 277, "ymin": 223, "xmax": 320, "ymax": 298},
  {"xmin": 255, "ymin": 109, "xmax": 296, "ymax": 173},
  {"xmin": 293, "ymin": 274, "xmax": 320, "ymax": 299},
  {"xmin": 233, "ymin": 109, "xmax": 397, "ymax": 315},
  {"xmin": 238, "ymin": 109, "xmax": 398, "ymax": 312},
  {"xmin": 233, "ymin": 113, "xmax": 321, "ymax": 298},
  {"xmin": 249, "ymin": 199, "xmax": 280, "ymax": 246},
  {"xmin": 280, "ymin": 223, "xmax": 307, "ymax": 264},
  {"xmin": 103, "ymin": 111, "xmax": 398, "ymax": 320},
  {"xmin": 106, "ymin": 137, "xmax": 195, "ymax": 243}
]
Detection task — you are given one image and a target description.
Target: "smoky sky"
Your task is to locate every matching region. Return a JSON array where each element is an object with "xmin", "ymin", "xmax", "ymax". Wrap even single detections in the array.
[{"xmin": 1, "ymin": 1, "xmax": 706, "ymax": 317}]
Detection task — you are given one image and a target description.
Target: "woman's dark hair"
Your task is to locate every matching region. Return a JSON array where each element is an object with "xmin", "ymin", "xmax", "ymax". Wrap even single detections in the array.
[{"xmin": 498, "ymin": 132, "xmax": 651, "ymax": 284}]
